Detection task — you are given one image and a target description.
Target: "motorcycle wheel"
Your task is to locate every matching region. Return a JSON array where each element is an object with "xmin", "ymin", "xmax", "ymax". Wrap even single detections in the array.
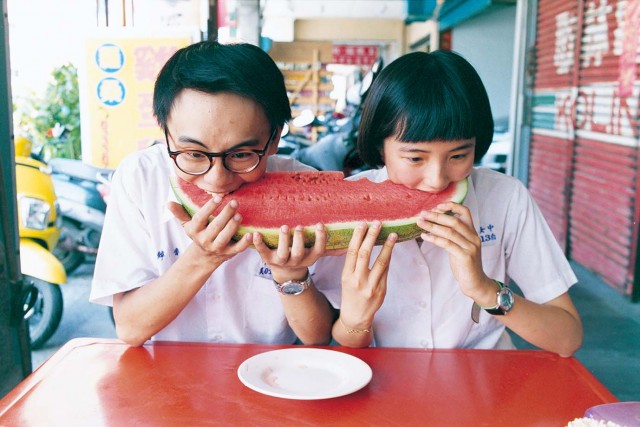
[
  {"xmin": 24, "ymin": 276, "xmax": 64, "ymax": 349},
  {"xmin": 53, "ymin": 220, "xmax": 85, "ymax": 274}
]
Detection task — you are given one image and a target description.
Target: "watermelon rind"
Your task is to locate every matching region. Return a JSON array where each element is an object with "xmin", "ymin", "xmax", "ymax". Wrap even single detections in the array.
[{"xmin": 170, "ymin": 175, "xmax": 468, "ymax": 249}]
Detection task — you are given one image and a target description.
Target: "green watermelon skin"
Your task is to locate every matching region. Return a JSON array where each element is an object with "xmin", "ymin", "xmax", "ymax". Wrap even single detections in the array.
[{"xmin": 170, "ymin": 172, "xmax": 468, "ymax": 249}]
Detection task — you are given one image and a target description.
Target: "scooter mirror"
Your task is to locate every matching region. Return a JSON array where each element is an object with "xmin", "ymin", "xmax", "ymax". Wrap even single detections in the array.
[
  {"xmin": 371, "ymin": 57, "xmax": 383, "ymax": 74},
  {"xmin": 360, "ymin": 71, "xmax": 374, "ymax": 96},
  {"xmin": 292, "ymin": 109, "xmax": 316, "ymax": 128},
  {"xmin": 360, "ymin": 57, "xmax": 383, "ymax": 96},
  {"xmin": 281, "ymin": 122, "xmax": 290, "ymax": 137}
]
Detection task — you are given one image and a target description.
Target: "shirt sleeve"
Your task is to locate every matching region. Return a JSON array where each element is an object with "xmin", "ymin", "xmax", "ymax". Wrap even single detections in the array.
[
  {"xmin": 89, "ymin": 154, "xmax": 160, "ymax": 306},
  {"xmin": 502, "ymin": 180, "xmax": 578, "ymax": 303}
]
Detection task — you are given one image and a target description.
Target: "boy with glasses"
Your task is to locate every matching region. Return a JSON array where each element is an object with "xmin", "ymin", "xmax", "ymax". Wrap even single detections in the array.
[{"xmin": 90, "ymin": 41, "xmax": 341, "ymax": 347}]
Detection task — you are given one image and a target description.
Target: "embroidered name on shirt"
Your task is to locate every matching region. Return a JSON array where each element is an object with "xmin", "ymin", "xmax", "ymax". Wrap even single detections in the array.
[
  {"xmin": 479, "ymin": 224, "xmax": 497, "ymax": 244},
  {"xmin": 156, "ymin": 248, "xmax": 180, "ymax": 261},
  {"xmin": 256, "ymin": 263, "xmax": 273, "ymax": 280}
]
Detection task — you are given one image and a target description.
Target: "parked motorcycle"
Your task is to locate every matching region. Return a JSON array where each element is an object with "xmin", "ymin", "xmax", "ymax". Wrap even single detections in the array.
[
  {"xmin": 28, "ymin": 123, "xmax": 114, "ymax": 274},
  {"xmin": 14, "ymin": 136, "xmax": 67, "ymax": 349},
  {"xmin": 49, "ymin": 157, "xmax": 113, "ymax": 274},
  {"xmin": 279, "ymin": 58, "xmax": 383, "ymax": 176}
]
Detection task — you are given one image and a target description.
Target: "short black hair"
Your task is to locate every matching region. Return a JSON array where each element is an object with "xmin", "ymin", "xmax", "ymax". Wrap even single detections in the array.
[
  {"xmin": 357, "ymin": 50, "xmax": 494, "ymax": 167},
  {"xmin": 153, "ymin": 41, "xmax": 291, "ymax": 133}
]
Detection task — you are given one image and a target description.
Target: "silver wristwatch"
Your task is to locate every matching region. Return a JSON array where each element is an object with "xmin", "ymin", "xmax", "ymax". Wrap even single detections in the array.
[
  {"xmin": 480, "ymin": 280, "xmax": 515, "ymax": 315},
  {"xmin": 273, "ymin": 271, "xmax": 312, "ymax": 296}
]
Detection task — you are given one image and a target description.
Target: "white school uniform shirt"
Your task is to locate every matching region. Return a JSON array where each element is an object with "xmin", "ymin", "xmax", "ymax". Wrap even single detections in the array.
[
  {"xmin": 90, "ymin": 144, "xmax": 315, "ymax": 344},
  {"xmin": 313, "ymin": 167, "xmax": 578, "ymax": 349}
]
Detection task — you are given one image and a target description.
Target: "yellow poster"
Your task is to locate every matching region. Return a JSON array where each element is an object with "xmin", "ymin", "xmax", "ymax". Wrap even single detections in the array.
[{"xmin": 82, "ymin": 34, "xmax": 194, "ymax": 168}]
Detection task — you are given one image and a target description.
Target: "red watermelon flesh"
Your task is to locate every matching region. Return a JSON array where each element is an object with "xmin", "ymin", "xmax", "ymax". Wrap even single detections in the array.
[{"xmin": 170, "ymin": 171, "xmax": 468, "ymax": 249}]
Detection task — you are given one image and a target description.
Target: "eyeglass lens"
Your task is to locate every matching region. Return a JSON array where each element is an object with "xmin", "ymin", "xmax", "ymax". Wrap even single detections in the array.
[{"xmin": 175, "ymin": 150, "xmax": 261, "ymax": 174}]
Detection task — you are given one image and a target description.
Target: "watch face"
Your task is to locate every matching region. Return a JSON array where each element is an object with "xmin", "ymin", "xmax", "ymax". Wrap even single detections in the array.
[
  {"xmin": 498, "ymin": 287, "xmax": 515, "ymax": 311},
  {"xmin": 281, "ymin": 282, "xmax": 305, "ymax": 295}
]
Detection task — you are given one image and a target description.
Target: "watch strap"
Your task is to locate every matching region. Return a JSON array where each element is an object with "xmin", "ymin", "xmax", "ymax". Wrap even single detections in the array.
[{"xmin": 478, "ymin": 280, "xmax": 505, "ymax": 311}]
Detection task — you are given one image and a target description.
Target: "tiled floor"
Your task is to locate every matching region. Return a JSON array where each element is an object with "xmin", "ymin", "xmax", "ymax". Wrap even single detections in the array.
[{"xmin": 510, "ymin": 261, "xmax": 640, "ymax": 402}]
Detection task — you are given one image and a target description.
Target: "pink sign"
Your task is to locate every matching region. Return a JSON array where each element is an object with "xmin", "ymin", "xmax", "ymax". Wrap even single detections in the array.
[{"xmin": 332, "ymin": 45, "xmax": 378, "ymax": 65}]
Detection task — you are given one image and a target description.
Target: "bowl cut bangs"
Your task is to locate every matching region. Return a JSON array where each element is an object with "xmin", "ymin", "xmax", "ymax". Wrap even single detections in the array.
[{"xmin": 358, "ymin": 50, "xmax": 494, "ymax": 167}]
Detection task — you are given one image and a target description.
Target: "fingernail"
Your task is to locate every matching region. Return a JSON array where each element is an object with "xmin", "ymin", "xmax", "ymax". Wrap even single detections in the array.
[
  {"xmin": 371, "ymin": 221, "xmax": 381, "ymax": 229},
  {"xmin": 358, "ymin": 222, "xmax": 367, "ymax": 229},
  {"xmin": 213, "ymin": 195, "xmax": 222, "ymax": 203},
  {"xmin": 388, "ymin": 233, "xmax": 398, "ymax": 242},
  {"xmin": 234, "ymin": 213, "xmax": 242, "ymax": 221},
  {"xmin": 281, "ymin": 225, "xmax": 289, "ymax": 233},
  {"xmin": 316, "ymin": 223, "xmax": 324, "ymax": 231},
  {"xmin": 230, "ymin": 200, "xmax": 238, "ymax": 208}
]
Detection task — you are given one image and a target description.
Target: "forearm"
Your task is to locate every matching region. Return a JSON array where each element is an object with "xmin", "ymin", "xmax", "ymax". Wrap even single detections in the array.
[
  {"xmin": 113, "ymin": 245, "xmax": 222, "ymax": 346},
  {"xmin": 500, "ymin": 293, "xmax": 583, "ymax": 357},
  {"xmin": 280, "ymin": 284, "xmax": 334, "ymax": 345}
]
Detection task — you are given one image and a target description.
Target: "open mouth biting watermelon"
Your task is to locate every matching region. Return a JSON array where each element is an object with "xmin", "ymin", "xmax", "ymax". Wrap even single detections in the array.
[{"xmin": 170, "ymin": 172, "xmax": 468, "ymax": 249}]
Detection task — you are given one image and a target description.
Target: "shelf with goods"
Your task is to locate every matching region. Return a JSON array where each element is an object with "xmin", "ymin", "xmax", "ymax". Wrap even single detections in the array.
[{"xmin": 269, "ymin": 41, "xmax": 336, "ymax": 141}]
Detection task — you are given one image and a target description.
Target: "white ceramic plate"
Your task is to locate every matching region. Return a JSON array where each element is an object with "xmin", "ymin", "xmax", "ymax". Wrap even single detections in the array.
[{"xmin": 237, "ymin": 348, "xmax": 372, "ymax": 400}]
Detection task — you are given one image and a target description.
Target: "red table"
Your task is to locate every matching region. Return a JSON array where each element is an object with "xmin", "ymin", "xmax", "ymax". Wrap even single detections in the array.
[{"xmin": 0, "ymin": 338, "xmax": 617, "ymax": 426}]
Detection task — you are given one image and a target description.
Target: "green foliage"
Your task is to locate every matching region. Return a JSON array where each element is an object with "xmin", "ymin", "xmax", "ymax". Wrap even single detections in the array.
[{"xmin": 15, "ymin": 63, "xmax": 82, "ymax": 160}]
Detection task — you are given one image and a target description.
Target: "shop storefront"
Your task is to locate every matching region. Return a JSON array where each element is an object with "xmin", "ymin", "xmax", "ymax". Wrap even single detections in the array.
[{"xmin": 528, "ymin": 0, "xmax": 640, "ymax": 299}]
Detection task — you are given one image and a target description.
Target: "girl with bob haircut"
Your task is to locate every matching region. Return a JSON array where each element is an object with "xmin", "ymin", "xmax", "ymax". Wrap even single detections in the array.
[{"xmin": 314, "ymin": 50, "xmax": 583, "ymax": 356}]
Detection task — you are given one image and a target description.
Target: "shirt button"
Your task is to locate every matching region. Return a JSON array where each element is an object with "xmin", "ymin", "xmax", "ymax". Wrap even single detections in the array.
[
  {"xmin": 213, "ymin": 335, "xmax": 222, "ymax": 341},
  {"xmin": 418, "ymin": 300, "xmax": 427, "ymax": 309}
]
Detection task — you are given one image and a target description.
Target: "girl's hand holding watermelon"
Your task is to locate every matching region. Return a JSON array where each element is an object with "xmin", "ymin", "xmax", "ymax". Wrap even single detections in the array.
[
  {"xmin": 332, "ymin": 221, "xmax": 397, "ymax": 347},
  {"xmin": 417, "ymin": 202, "xmax": 490, "ymax": 303}
]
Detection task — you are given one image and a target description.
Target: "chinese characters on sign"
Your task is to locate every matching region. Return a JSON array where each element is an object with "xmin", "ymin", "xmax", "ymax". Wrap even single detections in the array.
[
  {"xmin": 332, "ymin": 45, "xmax": 378, "ymax": 65},
  {"xmin": 618, "ymin": 0, "xmax": 640, "ymax": 97},
  {"xmin": 84, "ymin": 36, "xmax": 192, "ymax": 168},
  {"xmin": 541, "ymin": 0, "xmax": 639, "ymax": 145}
]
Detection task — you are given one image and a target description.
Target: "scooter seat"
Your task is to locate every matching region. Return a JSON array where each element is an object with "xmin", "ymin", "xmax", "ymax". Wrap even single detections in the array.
[{"xmin": 49, "ymin": 158, "xmax": 113, "ymax": 183}]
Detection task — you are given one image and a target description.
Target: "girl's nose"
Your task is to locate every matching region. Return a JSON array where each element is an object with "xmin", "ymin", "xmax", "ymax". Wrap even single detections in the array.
[{"xmin": 423, "ymin": 164, "xmax": 449, "ymax": 192}]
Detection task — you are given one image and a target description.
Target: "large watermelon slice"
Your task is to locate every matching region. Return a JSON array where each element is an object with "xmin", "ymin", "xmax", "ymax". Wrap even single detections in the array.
[{"xmin": 170, "ymin": 172, "xmax": 468, "ymax": 249}]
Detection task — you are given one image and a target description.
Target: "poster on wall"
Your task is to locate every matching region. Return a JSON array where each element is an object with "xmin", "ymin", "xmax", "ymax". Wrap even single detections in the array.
[{"xmin": 79, "ymin": 31, "xmax": 197, "ymax": 169}]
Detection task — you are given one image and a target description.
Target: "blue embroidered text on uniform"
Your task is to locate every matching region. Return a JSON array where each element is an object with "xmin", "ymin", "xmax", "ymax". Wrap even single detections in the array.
[
  {"xmin": 479, "ymin": 224, "xmax": 497, "ymax": 243},
  {"xmin": 173, "ymin": 248, "xmax": 180, "ymax": 256},
  {"xmin": 157, "ymin": 250, "xmax": 165, "ymax": 260},
  {"xmin": 259, "ymin": 266, "xmax": 272, "ymax": 276}
]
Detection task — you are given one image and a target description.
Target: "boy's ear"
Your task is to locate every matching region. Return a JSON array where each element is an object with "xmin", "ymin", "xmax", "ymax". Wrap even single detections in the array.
[{"xmin": 267, "ymin": 128, "xmax": 281, "ymax": 155}]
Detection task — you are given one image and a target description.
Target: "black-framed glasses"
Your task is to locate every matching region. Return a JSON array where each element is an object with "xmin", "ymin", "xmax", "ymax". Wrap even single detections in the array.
[{"xmin": 166, "ymin": 128, "xmax": 277, "ymax": 175}]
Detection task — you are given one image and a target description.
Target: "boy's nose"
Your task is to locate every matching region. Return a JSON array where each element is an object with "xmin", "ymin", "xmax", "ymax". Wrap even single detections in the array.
[{"xmin": 202, "ymin": 158, "xmax": 234, "ymax": 186}]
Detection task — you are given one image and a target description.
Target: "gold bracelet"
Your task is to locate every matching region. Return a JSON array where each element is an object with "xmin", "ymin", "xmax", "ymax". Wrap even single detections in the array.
[{"xmin": 339, "ymin": 317, "xmax": 371, "ymax": 334}]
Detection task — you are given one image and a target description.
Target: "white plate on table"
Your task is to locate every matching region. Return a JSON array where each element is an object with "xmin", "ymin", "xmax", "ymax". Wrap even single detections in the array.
[{"xmin": 237, "ymin": 348, "xmax": 372, "ymax": 400}]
